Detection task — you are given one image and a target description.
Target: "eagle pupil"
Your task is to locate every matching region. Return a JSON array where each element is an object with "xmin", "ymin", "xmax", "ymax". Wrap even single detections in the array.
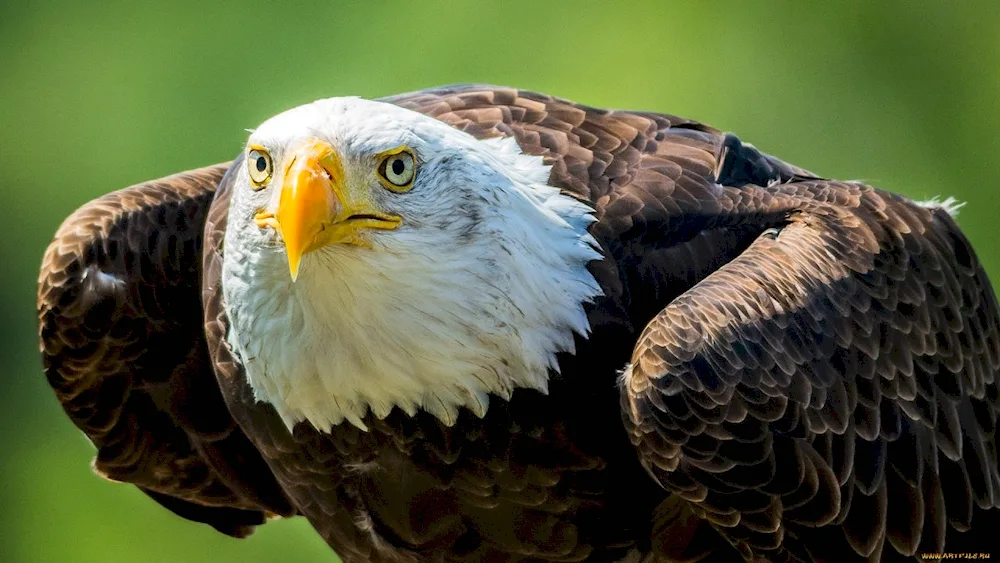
[
  {"xmin": 256, "ymin": 156, "xmax": 267, "ymax": 172},
  {"xmin": 391, "ymin": 158, "xmax": 405, "ymax": 176}
]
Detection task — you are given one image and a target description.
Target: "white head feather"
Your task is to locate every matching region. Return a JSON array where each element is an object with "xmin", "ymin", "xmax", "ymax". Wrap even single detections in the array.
[{"xmin": 222, "ymin": 97, "xmax": 603, "ymax": 432}]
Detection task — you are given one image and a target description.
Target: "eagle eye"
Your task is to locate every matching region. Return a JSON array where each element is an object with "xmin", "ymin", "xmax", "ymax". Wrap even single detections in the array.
[
  {"xmin": 247, "ymin": 146, "xmax": 272, "ymax": 187},
  {"xmin": 376, "ymin": 148, "xmax": 416, "ymax": 192}
]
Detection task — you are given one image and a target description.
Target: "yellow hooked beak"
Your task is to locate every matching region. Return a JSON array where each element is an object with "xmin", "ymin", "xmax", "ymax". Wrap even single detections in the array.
[{"xmin": 254, "ymin": 139, "xmax": 402, "ymax": 281}]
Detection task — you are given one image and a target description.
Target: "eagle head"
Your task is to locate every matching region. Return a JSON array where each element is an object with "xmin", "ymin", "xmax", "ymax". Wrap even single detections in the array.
[{"xmin": 221, "ymin": 97, "xmax": 603, "ymax": 431}]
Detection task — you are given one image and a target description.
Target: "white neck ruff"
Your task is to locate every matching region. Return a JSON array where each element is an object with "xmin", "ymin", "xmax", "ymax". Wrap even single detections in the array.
[{"xmin": 222, "ymin": 135, "xmax": 603, "ymax": 432}]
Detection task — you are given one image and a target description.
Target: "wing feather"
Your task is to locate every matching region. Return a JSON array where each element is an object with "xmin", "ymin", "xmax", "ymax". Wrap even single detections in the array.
[
  {"xmin": 621, "ymin": 181, "xmax": 1000, "ymax": 559},
  {"xmin": 37, "ymin": 164, "xmax": 293, "ymax": 537}
]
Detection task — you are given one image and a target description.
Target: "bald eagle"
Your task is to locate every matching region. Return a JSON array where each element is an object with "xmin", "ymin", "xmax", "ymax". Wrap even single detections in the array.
[{"xmin": 37, "ymin": 85, "xmax": 1000, "ymax": 562}]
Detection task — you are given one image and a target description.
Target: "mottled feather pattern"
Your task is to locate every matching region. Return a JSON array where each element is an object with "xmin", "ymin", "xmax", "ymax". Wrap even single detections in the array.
[
  {"xmin": 622, "ymin": 181, "xmax": 1000, "ymax": 560},
  {"xmin": 37, "ymin": 165, "xmax": 294, "ymax": 537},
  {"xmin": 38, "ymin": 85, "xmax": 1000, "ymax": 561}
]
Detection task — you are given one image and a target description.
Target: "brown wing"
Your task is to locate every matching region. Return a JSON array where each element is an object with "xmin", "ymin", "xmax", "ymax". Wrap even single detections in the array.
[
  {"xmin": 37, "ymin": 164, "xmax": 294, "ymax": 538},
  {"xmin": 621, "ymin": 180, "xmax": 1000, "ymax": 561}
]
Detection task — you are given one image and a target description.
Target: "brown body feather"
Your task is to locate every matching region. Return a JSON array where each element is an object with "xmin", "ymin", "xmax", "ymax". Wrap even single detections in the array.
[{"xmin": 38, "ymin": 85, "xmax": 1000, "ymax": 561}]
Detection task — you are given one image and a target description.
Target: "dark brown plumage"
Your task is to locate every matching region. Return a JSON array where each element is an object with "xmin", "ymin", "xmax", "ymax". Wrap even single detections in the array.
[{"xmin": 37, "ymin": 85, "xmax": 1000, "ymax": 561}]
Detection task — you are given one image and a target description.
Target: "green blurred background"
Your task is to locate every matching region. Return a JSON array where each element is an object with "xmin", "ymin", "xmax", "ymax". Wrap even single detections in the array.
[{"xmin": 2, "ymin": 1, "xmax": 999, "ymax": 561}]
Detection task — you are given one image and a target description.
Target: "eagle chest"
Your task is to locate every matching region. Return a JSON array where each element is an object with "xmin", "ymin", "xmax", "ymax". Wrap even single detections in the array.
[{"xmin": 243, "ymin": 387, "xmax": 657, "ymax": 560}]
